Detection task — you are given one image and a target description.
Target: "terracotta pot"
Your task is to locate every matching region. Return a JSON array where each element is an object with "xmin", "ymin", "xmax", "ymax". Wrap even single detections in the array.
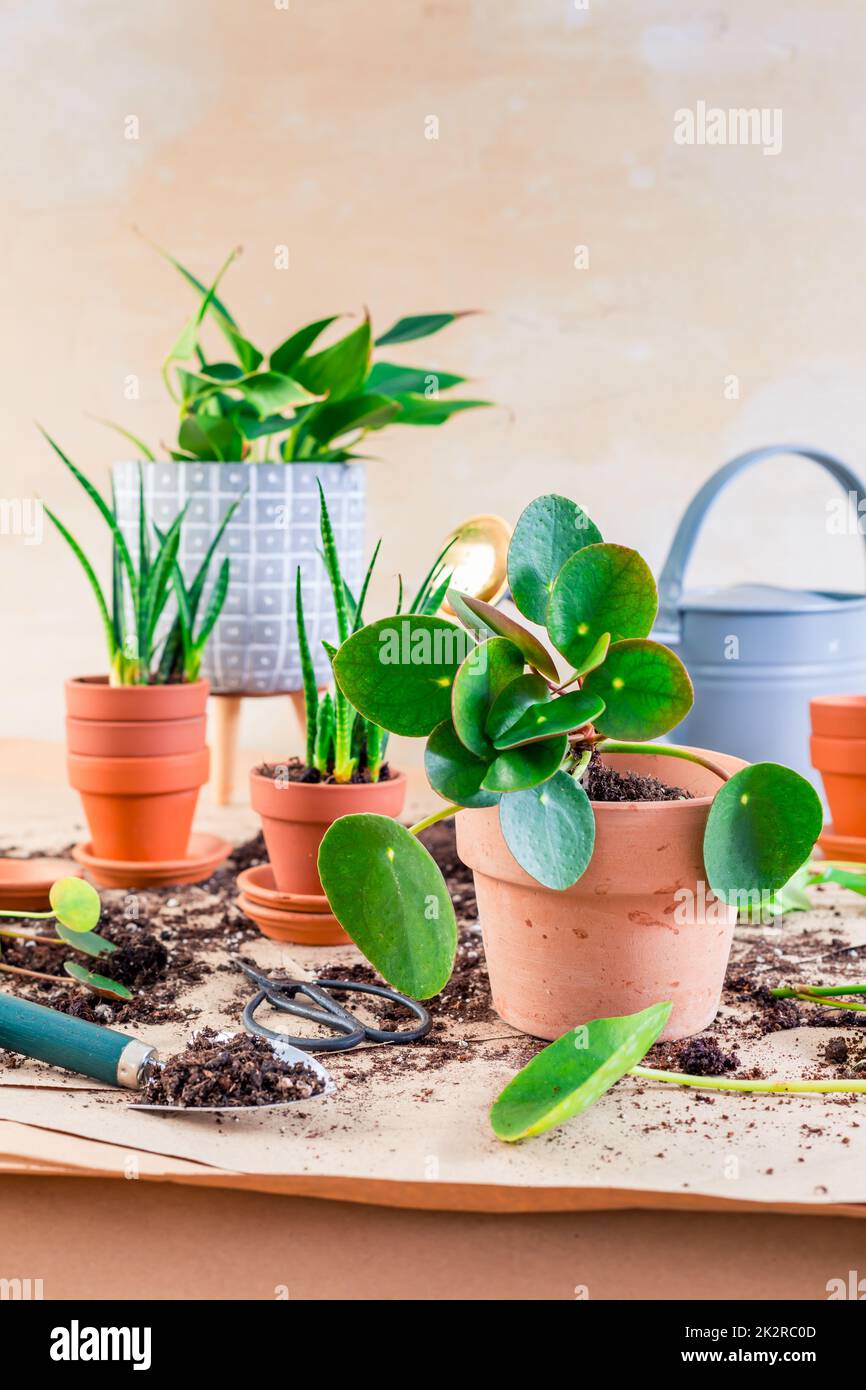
[
  {"xmin": 456, "ymin": 746, "xmax": 746, "ymax": 1043},
  {"xmin": 65, "ymin": 677, "xmax": 208, "ymax": 722},
  {"xmin": 250, "ymin": 770, "xmax": 407, "ymax": 895},
  {"xmin": 810, "ymin": 694, "xmax": 866, "ymax": 740},
  {"xmin": 68, "ymin": 749, "xmax": 209, "ymax": 862},
  {"xmin": 66, "ymin": 715, "xmax": 206, "ymax": 757},
  {"xmin": 810, "ymin": 733, "xmax": 866, "ymax": 838}
]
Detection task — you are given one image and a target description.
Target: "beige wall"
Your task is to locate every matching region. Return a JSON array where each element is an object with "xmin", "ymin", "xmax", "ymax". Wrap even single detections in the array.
[{"xmin": 3, "ymin": 0, "xmax": 866, "ymax": 762}]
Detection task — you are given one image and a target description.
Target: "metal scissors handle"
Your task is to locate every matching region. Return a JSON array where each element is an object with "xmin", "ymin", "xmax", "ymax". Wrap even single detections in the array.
[{"xmin": 238, "ymin": 962, "xmax": 432, "ymax": 1053}]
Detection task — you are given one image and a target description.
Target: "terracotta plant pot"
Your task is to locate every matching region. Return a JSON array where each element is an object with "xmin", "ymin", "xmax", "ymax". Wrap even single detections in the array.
[
  {"xmin": 810, "ymin": 696, "xmax": 866, "ymax": 837},
  {"xmin": 456, "ymin": 747, "xmax": 746, "ymax": 1043},
  {"xmin": 250, "ymin": 770, "xmax": 407, "ymax": 895},
  {"xmin": 64, "ymin": 678, "xmax": 210, "ymax": 861}
]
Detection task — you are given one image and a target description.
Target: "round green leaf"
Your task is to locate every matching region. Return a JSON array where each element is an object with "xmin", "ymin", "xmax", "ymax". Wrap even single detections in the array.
[
  {"xmin": 493, "ymin": 687, "xmax": 605, "ymax": 750},
  {"xmin": 547, "ymin": 543, "xmax": 657, "ymax": 668},
  {"xmin": 481, "ymin": 735, "xmax": 567, "ymax": 793},
  {"xmin": 56, "ymin": 923, "xmax": 116, "ymax": 959},
  {"xmin": 64, "ymin": 960, "xmax": 132, "ymax": 1002},
  {"xmin": 704, "ymin": 764, "xmax": 824, "ymax": 905},
  {"xmin": 499, "ymin": 770, "xmax": 596, "ymax": 889},
  {"xmin": 318, "ymin": 815, "xmax": 457, "ymax": 998},
  {"xmin": 451, "ymin": 636, "xmax": 525, "ymax": 757},
  {"xmin": 448, "ymin": 589, "xmax": 559, "ymax": 681},
  {"xmin": 333, "ymin": 615, "xmax": 474, "ymax": 737},
  {"xmin": 584, "ymin": 639, "xmax": 693, "ymax": 740},
  {"xmin": 425, "ymin": 720, "xmax": 500, "ymax": 809},
  {"xmin": 49, "ymin": 877, "xmax": 100, "ymax": 934},
  {"xmin": 486, "ymin": 673, "xmax": 550, "ymax": 741},
  {"xmin": 490, "ymin": 1002, "xmax": 672, "ymax": 1141},
  {"xmin": 508, "ymin": 494, "xmax": 603, "ymax": 623}
]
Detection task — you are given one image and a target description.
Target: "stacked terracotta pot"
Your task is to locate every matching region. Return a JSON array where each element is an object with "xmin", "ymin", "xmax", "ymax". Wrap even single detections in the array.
[
  {"xmin": 810, "ymin": 695, "xmax": 866, "ymax": 850},
  {"xmin": 66, "ymin": 678, "xmax": 210, "ymax": 862}
]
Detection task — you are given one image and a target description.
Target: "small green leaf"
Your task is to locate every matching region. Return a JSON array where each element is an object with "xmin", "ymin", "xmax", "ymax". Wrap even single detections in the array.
[
  {"xmin": 307, "ymin": 392, "xmax": 399, "ymax": 444},
  {"xmin": 367, "ymin": 362, "xmax": 466, "ymax": 395},
  {"xmin": 425, "ymin": 720, "xmax": 499, "ymax": 808},
  {"xmin": 451, "ymin": 637, "xmax": 525, "ymax": 757},
  {"xmin": 584, "ymin": 639, "xmax": 693, "ymax": 740},
  {"xmin": 499, "ymin": 770, "xmax": 596, "ymax": 889},
  {"xmin": 233, "ymin": 371, "xmax": 318, "ymax": 415},
  {"xmin": 375, "ymin": 311, "xmax": 476, "ymax": 346},
  {"xmin": 448, "ymin": 589, "xmax": 559, "ymax": 681},
  {"xmin": 390, "ymin": 393, "xmax": 491, "ymax": 426},
  {"xmin": 493, "ymin": 688, "xmax": 605, "ymax": 749},
  {"xmin": 49, "ymin": 878, "xmax": 100, "ymax": 934},
  {"xmin": 704, "ymin": 764, "xmax": 824, "ymax": 905},
  {"xmin": 486, "ymin": 673, "xmax": 550, "ymax": 740},
  {"xmin": 56, "ymin": 923, "xmax": 116, "ymax": 959},
  {"xmin": 270, "ymin": 316, "xmax": 341, "ymax": 375},
  {"xmin": 294, "ymin": 317, "xmax": 372, "ymax": 401},
  {"xmin": 490, "ymin": 1003, "xmax": 672, "ymax": 1141},
  {"xmin": 547, "ymin": 543, "xmax": 657, "ymax": 669},
  {"xmin": 508, "ymin": 494, "xmax": 603, "ymax": 624},
  {"xmin": 333, "ymin": 615, "xmax": 473, "ymax": 736},
  {"xmin": 481, "ymin": 735, "xmax": 567, "ymax": 793},
  {"xmin": 318, "ymin": 815, "xmax": 457, "ymax": 998},
  {"xmin": 64, "ymin": 960, "xmax": 133, "ymax": 1002}
]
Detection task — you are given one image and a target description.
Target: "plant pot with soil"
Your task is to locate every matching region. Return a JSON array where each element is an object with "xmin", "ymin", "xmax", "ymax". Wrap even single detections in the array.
[
  {"xmin": 316, "ymin": 492, "xmax": 824, "ymax": 1042},
  {"xmin": 44, "ymin": 432, "xmax": 237, "ymax": 863},
  {"xmin": 810, "ymin": 694, "xmax": 866, "ymax": 838},
  {"xmin": 109, "ymin": 244, "xmax": 490, "ymax": 695}
]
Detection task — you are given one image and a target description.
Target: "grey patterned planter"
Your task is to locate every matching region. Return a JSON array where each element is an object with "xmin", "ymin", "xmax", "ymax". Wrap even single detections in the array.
[{"xmin": 112, "ymin": 461, "xmax": 366, "ymax": 694}]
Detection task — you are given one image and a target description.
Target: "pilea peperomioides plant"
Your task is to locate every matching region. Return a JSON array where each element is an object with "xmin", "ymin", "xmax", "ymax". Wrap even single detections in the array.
[
  {"xmin": 0, "ymin": 878, "xmax": 132, "ymax": 1002},
  {"xmin": 317, "ymin": 492, "xmax": 823, "ymax": 999}
]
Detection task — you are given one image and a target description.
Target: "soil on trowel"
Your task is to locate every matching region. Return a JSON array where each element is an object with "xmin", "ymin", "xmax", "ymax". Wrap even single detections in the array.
[
  {"xmin": 582, "ymin": 751, "xmax": 693, "ymax": 803},
  {"xmin": 256, "ymin": 756, "xmax": 394, "ymax": 786},
  {"xmin": 139, "ymin": 1027, "xmax": 325, "ymax": 1109}
]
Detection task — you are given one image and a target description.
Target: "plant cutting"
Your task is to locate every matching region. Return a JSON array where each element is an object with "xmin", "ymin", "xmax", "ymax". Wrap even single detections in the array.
[
  {"xmin": 43, "ymin": 432, "xmax": 238, "ymax": 862},
  {"xmin": 318, "ymin": 492, "xmax": 823, "ymax": 1040},
  {"xmin": 250, "ymin": 483, "xmax": 454, "ymax": 898},
  {"xmin": 0, "ymin": 878, "xmax": 132, "ymax": 1002}
]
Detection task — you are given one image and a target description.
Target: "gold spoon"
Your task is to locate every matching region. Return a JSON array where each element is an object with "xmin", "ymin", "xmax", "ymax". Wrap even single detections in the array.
[{"xmin": 439, "ymin": 512, "xmax": 512, "ymax": 614}]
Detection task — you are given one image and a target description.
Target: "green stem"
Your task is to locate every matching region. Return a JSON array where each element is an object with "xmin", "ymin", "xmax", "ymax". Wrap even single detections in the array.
[
  {"xmin": 0, "ymin": 909, "xmax": 54, "ymax": 921},
  {"xmin": 409, "ymin": 804, "xmax": 460, "ymax": 836},
  {"xmin": 569, "ymin": 748, "xmax": 592, "ymax": 779},
  {"xmin": 631, "ymin": 1066, "xmax": 866, "ymax": 1095},
  {"xmin": 596, "ymin": 741, "xmax": 732, "ymax": 784},
  {"xmin": 0, "ymin": 928, "xmax": 63, "ymax": 944},
  {"xmin": 772, "ymin": 983, "xmax": 866, "ymax": 999},
  {"xmin": 790, "ymin": 993, "xmax": 866, "ymax": 1012},
  {"xmin": 0, "ymin": 961, "xmax": 68, "ymax": 985}
]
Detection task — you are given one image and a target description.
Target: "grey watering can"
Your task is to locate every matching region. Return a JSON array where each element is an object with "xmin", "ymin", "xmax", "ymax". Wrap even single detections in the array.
[{"xmin": 654, "ymin": 444, "xmax": 866, "ymax": 795}]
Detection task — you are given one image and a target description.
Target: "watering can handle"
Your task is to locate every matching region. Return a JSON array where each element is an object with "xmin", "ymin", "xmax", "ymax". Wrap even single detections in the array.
[{"xmin": 656, "ymin": 444, "xmax": 866, "ymax": 639}]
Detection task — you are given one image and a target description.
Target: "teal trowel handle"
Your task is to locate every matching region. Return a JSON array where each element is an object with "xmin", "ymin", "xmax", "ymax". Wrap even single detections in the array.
[{"xmin": 0, "ymin": 993, "xmax": 155, "ymax": 1088}]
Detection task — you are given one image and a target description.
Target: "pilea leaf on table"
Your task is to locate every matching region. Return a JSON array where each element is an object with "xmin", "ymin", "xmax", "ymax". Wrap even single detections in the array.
[
  {"xmin": 507, "ymin": 494, "xmax": 603, "ymax": 624},
  {"xmin": 546, "ymin": 543, "xmax": 657, "ymax": 669},
  {"xmin": 490, "ymin": 1002, "xmax": 672, "ymax": 1142},
  {"xmin": 451, "ymin": 636, "xmax": 525, "ymax": 757},
  {"xmin": 424, "ymin": 720, "xmax": 500, "ymax": 808},
  {"xmin": 583, "ymin": 639, "xmax": 693, "ymax": 740},
  {"xmin": 703, "ymin": 763, "xmax": 824, "ymax": 905},
  {"xmin": 49, "ymin": 877, "xmax": 101, "ymax": 934},
  {"xmin": 481, "ymin": 734, "xmax": 567, "ymax": 793},
  {"xmin": 448, "ymin": 588, "xmax": 559, "ymax": 681},
  {"xmin": 63, "ymin": 960, "xmax": 132, "ymax": 1002},
  {"xmin": 332, "ymin": 614, "xmax": 472, "ymax": 737},
  {"xmin": 499, "ymin": 770, "xmax": 596, "ymax": 889},
  {"xmin": 485, "ymin": 672, "xmax": 551, "ymax": 741},
  {"xmin": 318, "ymin": 814, "xmax": 457, "ymax": 999},
  {"xmin": 493, "ymin": 688, "xmax": 605, "ymax": 750},
  {"xmin": 56, "ymin": 922, "xmax": 116, "ymax": 959}
]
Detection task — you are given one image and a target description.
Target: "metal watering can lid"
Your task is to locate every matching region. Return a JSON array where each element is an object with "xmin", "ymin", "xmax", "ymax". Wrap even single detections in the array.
[{"xmin": 656, "ymin": 445, "xmax": 866, "ymax": 639}]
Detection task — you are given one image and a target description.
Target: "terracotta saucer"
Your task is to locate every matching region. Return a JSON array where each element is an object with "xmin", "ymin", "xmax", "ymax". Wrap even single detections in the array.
[
  {"xmin": 0, "ymin": 857, "xmax": 83, "ymax": 912},
  {"xmin": 236, "ymin": 863, "xmax": 332, "ymax": 914},
  {"xmin": 817, "ymin": 826, "xmax": 866, "ymax": 865},
  {"xmin": 72, "ymin": 833, "xmax": 232, "ymax": 889},
  {"xmin": 236, "ymin": 891, "xmax": 350, "ymax": 946}
]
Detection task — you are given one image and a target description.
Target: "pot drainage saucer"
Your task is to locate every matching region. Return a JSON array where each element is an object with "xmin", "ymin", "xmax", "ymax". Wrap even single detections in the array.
[
  {"xmin": 817, "ymin": 825, "xmax": 866, "ymax": 865},
  {"xmin": 236, "ymin": 891, "xmax": 350, "ymax": 946},
  {"xmin": 72, "ymin": 832, "xmax": 232, "ymax": 889},
  {"xmin": 236, "ymin": 863, "xmax": 333, "ymax": 913},
  {"xmin": 0, "ymin": 857, "xmax": 83, "ymax": 912}
]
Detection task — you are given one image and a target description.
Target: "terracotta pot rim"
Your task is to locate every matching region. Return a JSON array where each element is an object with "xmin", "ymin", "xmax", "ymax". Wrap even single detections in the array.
[
  {"xmin": 67, "ymin": 675, "xmax": 210, "ymax": 692},
  {"xmin": 811, "ymin": 693, "xmax": 866, "ymax": 711},
  {"xmin": 585, "ymin": 746, "xmax": 739, "ymax": 812}
]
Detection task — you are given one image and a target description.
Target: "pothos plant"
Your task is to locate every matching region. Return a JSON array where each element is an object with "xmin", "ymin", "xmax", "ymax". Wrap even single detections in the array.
[
  {"xmin": 0, "ymin": 878, "xmax": 132, "ymax": 1002},
  {"xmin": 41, "ymin": 431, "xmax": 239, "ymax": 685},
  {"xmin": 110, "ymin": 243, "xmax": 490, "ymax": 465},
  {"xmin": 317, "ymin": 493, "xmax": 823, "ymax": 998},
  {"xmin": 294, "ymin": 483, "xmax": 455, "ymax": 783}
]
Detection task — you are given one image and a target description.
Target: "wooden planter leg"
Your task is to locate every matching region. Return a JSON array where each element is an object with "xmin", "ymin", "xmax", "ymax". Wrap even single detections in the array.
[{"xmin": 211, "ymin": 695, "xmax": 242, "ymax": 807}]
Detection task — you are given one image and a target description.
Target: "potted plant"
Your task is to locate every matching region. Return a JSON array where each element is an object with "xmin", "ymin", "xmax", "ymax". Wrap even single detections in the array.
[
  {"xmin": 111, "ymin": 245, "xmax": 490, "ymax": 695},
  {"xmin": 43, "ymin": 432, "xmax": 237, "ymax": 863},
  {"xmin": 249, "ymin": 484, "xmax": 454, "ymax": 897},
  {"xmin": 316, "ymin": 493, "xmax": 823, "ymax": 1041}
]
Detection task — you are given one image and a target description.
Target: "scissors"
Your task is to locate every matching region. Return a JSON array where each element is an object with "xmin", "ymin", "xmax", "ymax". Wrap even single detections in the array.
[{"xmin": 238, "ymin": 961, "xmax": 432, "ymax": 1053}]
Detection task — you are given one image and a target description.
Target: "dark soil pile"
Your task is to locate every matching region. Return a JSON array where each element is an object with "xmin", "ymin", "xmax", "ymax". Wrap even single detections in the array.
[
  {"xmin": 139, "ymin": 1028, "xmax": 326, "ymax": 1108},
  {"xmin": 583, "ymin": 752, "xmax": 693, "ymax": 803},
  {"xmin": 256, "ymin": 756, "xmax": 393, "ymax": 787}
]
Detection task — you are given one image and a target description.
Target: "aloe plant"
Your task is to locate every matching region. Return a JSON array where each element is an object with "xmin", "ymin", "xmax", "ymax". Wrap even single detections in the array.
[
  {"xmin": 317, "ymin": 492, "xmax": 823, "ymax": 998},
  {"xmin": 112, "ymin": 243, "xmax": 491, "ymax": 464},
  {"xmin": 0, "ymin": 878, "xmax": 131, "ymax": 1001},
  {"xmin": 295, "ymin": 483, "xmax": 454, "ymax": 784},
  {"xmin": 41, "ymin": 431, "xmax": 239, "ymax": 685}
]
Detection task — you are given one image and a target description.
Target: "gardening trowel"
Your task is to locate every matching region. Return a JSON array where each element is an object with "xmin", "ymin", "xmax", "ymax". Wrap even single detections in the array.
[{"xmin": 0, "ymin": 993, "xmax": 333, "ymax": 1115}]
